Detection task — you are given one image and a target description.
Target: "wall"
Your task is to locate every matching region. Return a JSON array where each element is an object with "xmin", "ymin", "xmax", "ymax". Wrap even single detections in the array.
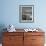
[
  {"xmin": 0, "ymin": 0, "xmax": 46, "ymax": 44},
  {"xmin": 0, "ymin": 0, "xmax": 46, "ymax": 29}
]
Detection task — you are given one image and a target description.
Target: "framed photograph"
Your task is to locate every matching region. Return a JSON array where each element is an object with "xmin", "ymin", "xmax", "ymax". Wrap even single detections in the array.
[{"xmin": 19, "ymin": 5, "xmax": 34, "ymax": 23}]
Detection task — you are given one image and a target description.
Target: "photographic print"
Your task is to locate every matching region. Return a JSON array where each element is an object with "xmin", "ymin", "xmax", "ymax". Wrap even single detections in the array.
[{"xmin": 19, "ymin": 5, "xmax": 34, "ymax": 23}]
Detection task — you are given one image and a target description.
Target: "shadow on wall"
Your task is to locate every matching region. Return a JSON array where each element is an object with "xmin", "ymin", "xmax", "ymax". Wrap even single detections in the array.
[{"xmin": 0, "ymin": 24, "xmax": 7, "ymax": 43}]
